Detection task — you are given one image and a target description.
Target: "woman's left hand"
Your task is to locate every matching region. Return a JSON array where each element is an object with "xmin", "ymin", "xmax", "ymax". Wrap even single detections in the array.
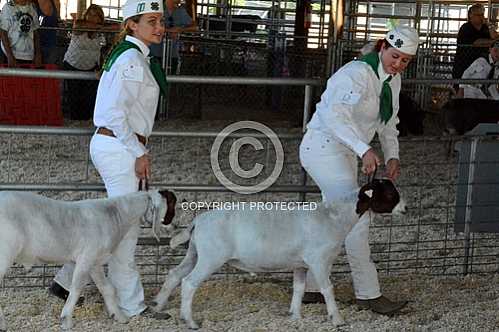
[{"xmin": 385, "ymin": 158, "xmax": 401, "ymax": 181}]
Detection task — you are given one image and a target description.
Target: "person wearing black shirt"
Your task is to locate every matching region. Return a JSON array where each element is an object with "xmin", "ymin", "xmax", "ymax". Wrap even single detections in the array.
[{"xmin": 452, "ymin": 3, "xmax": 498, "ymax": 94}]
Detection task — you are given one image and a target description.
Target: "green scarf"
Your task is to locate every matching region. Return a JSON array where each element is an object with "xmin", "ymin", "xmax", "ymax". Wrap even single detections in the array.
[
  {"xmin": 102, "ymin": 40, "xmax": 167, "ymax": 96},
  {"xmin": 358, "ymin": 52, "xmax": 393, "ymax": 124}
]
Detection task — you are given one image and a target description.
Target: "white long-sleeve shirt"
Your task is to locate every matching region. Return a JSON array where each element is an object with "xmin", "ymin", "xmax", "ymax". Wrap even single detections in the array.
[
  {"xmin": 460, "ymin": 55, "xmax": 499, "ymax": 100},
  {"xmin": 307, "ymin": 57, "xmax": 400, "ymax": 163},
  {"xmin": 93, "ymin": 36, "xmax": 160, "ymax": 158}
]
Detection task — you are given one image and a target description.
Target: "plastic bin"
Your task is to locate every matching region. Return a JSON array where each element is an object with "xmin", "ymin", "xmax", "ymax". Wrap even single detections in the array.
[
  {"xmin": 454, "ymin": 123, "xmax": 499, "ymax": 233},
  {"xmin": 0, "ymin": 64, "xmax": 63, "ymax": 126}
]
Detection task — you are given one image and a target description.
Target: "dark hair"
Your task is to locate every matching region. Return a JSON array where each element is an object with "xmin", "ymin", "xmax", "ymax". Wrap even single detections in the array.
[
  {"xmin": 374, "ymin": 39, "xmax": 392, "ymax": 52},
  {"xmin": 468, "ymin": 3, "xmax": 485, "ymax": 20},
  {"xmin": 83, "ymin": 4, "xmax": 105, "ymax": 23}
]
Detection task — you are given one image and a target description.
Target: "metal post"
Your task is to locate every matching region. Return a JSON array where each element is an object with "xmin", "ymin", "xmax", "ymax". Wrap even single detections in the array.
[
  {"xmin": 158, "ymin": 36, "xmax": 167, "ymax": 119},
  {"xmin": 163, "ymin": 38, "xmax": 173, "ymax": 119},
  {"xmin": 300, "ymin": 84, "xmax": 313, "ymax": 202},
  {"xmin": 303, "ymin": 84, "xmax": 313, "ymax": 132},
  {"xmin": 463, "ymin": 137, "xmax": 479, "ymax": 275}
]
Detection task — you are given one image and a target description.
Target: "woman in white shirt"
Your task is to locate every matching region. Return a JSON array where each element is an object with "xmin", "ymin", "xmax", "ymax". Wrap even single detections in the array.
[
  {"xmin": 459, "ymin": 41, "xmax": 499, "ymax": 100},
  {"xmin": 63, "ymin": 4, "xmax": 106, "ymax": 120},
  {"xmin": 50, "ymin": 0, "xmax": 167, "ymax": 318},
  {"xmin": 299, "ymin": 26, "xmax": 419, "ymax": 315}
]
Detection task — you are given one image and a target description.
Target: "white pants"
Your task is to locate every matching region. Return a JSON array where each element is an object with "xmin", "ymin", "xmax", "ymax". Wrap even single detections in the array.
[
  {"xmin": 54, "ymin": 133, "xmax": 147, "ymax": 317},
  {"xmin": 299, "ymin": 129, "xmax": 381, "ymax": 300}
]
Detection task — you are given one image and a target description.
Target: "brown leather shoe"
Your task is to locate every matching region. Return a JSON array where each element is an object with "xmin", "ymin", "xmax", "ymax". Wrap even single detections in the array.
[
  {"xmin": 302, "ymin": 292, "xmax": 325, "ymax": 304},
  {"xmin": 356, "ymin": 295, "xmax": 407, "ymax": 315}
]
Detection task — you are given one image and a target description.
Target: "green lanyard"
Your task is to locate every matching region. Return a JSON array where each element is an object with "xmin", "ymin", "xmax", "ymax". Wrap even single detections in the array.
[
  {"xmin": 102, "ymin": 40, "xmax": 168, "ymax": 96},
  {"xmin": 358, "ymin": 52, "xmax": 393, "ymax": 124}
]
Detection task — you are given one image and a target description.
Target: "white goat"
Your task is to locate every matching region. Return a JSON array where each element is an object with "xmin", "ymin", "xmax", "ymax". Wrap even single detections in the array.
[
  {"xmin": 0, "ymin": 189, "xmax": 176, "ymax": 331},
  {"xmin": 152, "ymin": 180, "xmax": 406, "ymax": 329}
]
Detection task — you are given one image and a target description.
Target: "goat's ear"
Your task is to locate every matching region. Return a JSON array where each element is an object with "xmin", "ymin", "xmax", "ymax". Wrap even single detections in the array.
[
  {"xmin": 150, "ymin": 191, "xmax": 163, "ymax": 242},
  {"xmin": 356, "ymin": 199, "xmax": 369, "ymax": 216},
  {"xmin": 160, "ymin": 190, "xmax": 177, "ymax": 225},
  {"xmin": 356, "ymin": 184, "xmax": 372, "ymax": 216}
]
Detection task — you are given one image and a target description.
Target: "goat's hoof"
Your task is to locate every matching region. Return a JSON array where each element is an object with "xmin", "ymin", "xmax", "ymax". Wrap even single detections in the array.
[
  {"xmin": 150, "ymin": 303, "xmax": 166, "ymax": 313},
  {"xmin": 187, "ymin": 322, "xmax": 200, "ymax": 330},
  {"xmin": 60, "ymin": 316, "xmax": 73, "ymax": 330},
  {"xmin": 182, "ymin": 318, "xmax": 200, "ymax": 330},
  {"xmin": 110, "ymin": 312, "xmax": 129, "ymax": 324},
  {"xmin": 329, "ymin": 314, "xmax": 345, "ymax": 326},
  {"xmin": 288, "ymin": 312, "xmax": 301, "ymax": 320}
]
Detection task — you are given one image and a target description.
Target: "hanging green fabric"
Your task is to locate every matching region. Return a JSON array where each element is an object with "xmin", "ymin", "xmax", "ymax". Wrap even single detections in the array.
[
  {"xmin": 102, "ymin": 40, "xmax": 168, "ymax": 96},
  {"xmin": 358, "ymin": 52, "xmax": 393, "ymax": 124}
]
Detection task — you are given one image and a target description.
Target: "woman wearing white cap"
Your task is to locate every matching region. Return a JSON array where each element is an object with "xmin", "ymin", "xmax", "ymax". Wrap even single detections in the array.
[
  {"xmin": 299, "ymin": 26, "xmax": 419, "ymax": 314},
  {"xmin": 49, "ymin": 0, "xmax": 167, "ymax": 318}
]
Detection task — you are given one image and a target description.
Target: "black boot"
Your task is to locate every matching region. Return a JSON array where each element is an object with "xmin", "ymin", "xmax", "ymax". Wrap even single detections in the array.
[
  {"xmin": 140, "ymin": 306, "xmax": 172, "ymax": 320},
  {"xmin": 48, "ymin": 281, "xmax": 69, "ymax": 300},
  {"xmin": 48, "ymin": 281, "xmax": 84, "ymax": 306},
  {"xmin": 356, "ymin": 295, "xmax": 407, "ymax": 315},
  {"xmin": 302, "ymin": 292, "xmax": 325, "ymax": 304}
]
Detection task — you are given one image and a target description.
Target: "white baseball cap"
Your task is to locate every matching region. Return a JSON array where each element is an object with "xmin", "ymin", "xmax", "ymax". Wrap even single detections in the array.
[
  {"xmin": 385, "ymin": 26, "xmax": 419, "ymax": 55},
  {"xmin": 122, "ymin": 0, "xmax": 163, "ymax": 21}
]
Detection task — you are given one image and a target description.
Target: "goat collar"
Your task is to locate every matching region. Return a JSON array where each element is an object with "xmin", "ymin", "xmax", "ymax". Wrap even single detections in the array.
[{"xmin": 145, "ymin": 194, "xmax": 156, "ymax": 223}]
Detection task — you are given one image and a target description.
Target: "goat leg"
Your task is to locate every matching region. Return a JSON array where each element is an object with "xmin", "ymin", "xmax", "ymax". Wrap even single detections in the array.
[
  {"xmin": 321, "ymin": 285, "xmax": 344, "ymax": 326},
  {"xmin": 89, "ymin": 265, "xmax": 128, "ymax": 323},
  {"xmin": 308, "ymin": 261, "xmax": 344, "ymax": 326},
  {"xmin": 60, "ymin": 262, "xmax": 91, "ymax": 330},
  {"xmin": 289, "ymin": 268, "xmax": 306, "ymax": 319},
  {"xmin": 153, "ymin": 244, "xmax": 197, "ymax": 312},
  {"xmin": 180, "ymin": 255, "xmax": 226, "ymax": 329}
]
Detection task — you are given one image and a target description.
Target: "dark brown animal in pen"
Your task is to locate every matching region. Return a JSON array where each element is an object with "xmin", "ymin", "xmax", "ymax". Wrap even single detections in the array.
[
  {"xmin": 397, "ymin": 92, "xmax": 425, "ymax": 136},
  {"xmin": 442, "ymin": 98, "xmax": 499, "ymax": 135}
]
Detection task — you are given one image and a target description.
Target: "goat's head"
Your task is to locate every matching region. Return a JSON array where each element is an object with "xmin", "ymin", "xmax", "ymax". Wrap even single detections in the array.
[
  {"xmin": 356, "ymin": 179, "xmax": 407, "ymax": 217},
  {"xmin": 145, "ymin": 190, "xmax": 177, "ymax": 241}
]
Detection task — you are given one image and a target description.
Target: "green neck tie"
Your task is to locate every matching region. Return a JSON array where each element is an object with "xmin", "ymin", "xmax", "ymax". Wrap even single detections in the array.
[
  {"xmin": 102, "ymin": 40, "xmax": 168, "ymax": 97},
  {"xmin": 358, "ymin": 52, "xmax": 393, "ymax": 124}
]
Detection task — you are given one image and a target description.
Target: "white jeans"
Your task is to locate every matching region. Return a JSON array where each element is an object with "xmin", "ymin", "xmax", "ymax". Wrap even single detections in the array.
[
  {"xmin": 54, "ymin": 133, "xmax": 146, "ymax": 316},
  {"xmin": 299, "ymin": 129, "xmax": 381, "ymax": 300}
]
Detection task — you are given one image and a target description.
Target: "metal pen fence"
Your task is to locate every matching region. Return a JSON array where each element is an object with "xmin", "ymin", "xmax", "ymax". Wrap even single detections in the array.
[
  {"xmin": 33, "ymin": 24, "xmax": 491, "ymax": 123},
  {"xmin": 2, "ymin": 38, "xmax": 499, "ymax": 289},
  {"xmin": 0, "ymin": 126, "xmax": 498, "ymax": 289}
]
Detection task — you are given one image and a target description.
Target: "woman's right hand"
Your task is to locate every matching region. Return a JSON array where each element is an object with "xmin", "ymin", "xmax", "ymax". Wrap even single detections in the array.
[
  {"xmin": 361, "ymin": 148, "xmax": 381, "ymax": 175},
  {"xmin": 135, "ymin": 154, "xmax": 151, "ymax": 180}
]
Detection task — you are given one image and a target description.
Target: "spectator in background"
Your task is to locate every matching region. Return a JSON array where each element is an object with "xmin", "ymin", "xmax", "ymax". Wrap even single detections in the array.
[
  {"xmin": 34, "ymin": 0, "xmax": 58, "ymax": 64},
  {"xmin": 453, "ymin": 3, "xmax": 499, "ymax": 94},
  {"xmin": 149, "ymin": 0, "xmax": 197, "ymax": 75},
  {"xmin": 0, "ymin": 0, "xmax": 42, "ymax": 67},
  {"xmin": 62, "ymin": 4, "xmax": 106, "ymax": 120},
  {"xmin": 460, "ymin": 40, "xmax": 499, "ymax": 99}
]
